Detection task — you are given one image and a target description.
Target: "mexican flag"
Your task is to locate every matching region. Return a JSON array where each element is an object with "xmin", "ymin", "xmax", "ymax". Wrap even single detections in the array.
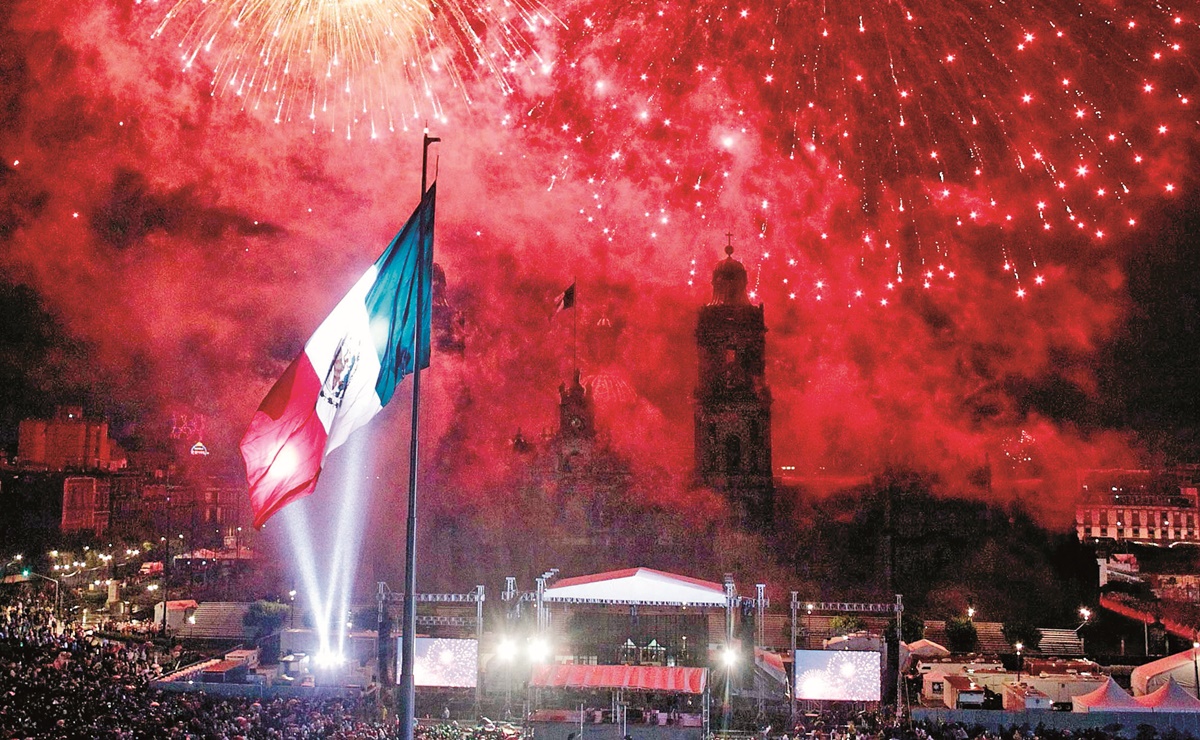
[{"xmin": 240, "ymin": 185, "xmax": 435, "ymax": 528}]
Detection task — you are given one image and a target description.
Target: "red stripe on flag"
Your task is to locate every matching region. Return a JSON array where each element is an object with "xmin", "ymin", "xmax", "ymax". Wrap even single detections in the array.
[{"xmin": 240, "ymin": 352, "xmax": 329, "ymax": 528}]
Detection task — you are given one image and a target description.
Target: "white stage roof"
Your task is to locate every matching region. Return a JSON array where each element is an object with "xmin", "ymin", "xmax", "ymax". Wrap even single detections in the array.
[
  {"xmin": 543, "ymin": 568, "xmax": 728, "ymax": 607},
  {"xmin": 1132, "ymin": 647, "xmax": 1200, "ymax": 696}
]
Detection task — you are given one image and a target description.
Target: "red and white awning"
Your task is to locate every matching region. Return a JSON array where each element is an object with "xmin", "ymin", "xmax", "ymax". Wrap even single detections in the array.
[{"xmin": 531, "ymin": 664, "xmax": 708, "ymax": 694}]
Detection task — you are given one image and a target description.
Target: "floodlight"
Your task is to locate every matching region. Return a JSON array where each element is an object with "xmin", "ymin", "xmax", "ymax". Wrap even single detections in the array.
[
  {"xmin": 528, "ymin": 638, "xmax": 550, "ymax": 663},
  {"xmin": 497, "ymin": 639, "xmax": 518, "ymax": 662},
  {"xmin": 314, "ymin": 650, "xmax": 344, "ymax": 668}
]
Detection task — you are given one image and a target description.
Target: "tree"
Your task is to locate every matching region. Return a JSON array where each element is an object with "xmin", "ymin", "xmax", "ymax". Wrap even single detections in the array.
[
  {"xmin": 243, "ymin": 600, "xmax": 289, "ymax": 664},
  {"xmin": 890, "ymin": 613, "xmax": 926, "ymax": 644},
  {"xmin": 829, "ymin": 615, "xmax": 867, "ymax": 636},
  {"xmin": 1002, "ymin": 622, "xmax": 1041, "ymax": 652},
  {"xmin": 945, "ymin": 616, "xmax": 978, "ymax": 653}
]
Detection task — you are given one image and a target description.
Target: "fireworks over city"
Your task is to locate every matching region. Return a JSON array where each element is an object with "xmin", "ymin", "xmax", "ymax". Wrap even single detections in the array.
[
  {"xmin": 524, "ymin": 0, "xmax": 1197, "ymax": 306},
  {"xmin": 1, "ymin": 0, "xmax": 1199, "ymax": 559},
  {"xmin": 149, "ymin": 0, "xmax": 554, "ymax": 136}
]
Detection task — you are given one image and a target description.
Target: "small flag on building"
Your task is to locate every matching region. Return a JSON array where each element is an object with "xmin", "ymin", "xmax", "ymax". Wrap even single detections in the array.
[
  {"xmin": 552, "ymin": 281, "xmax": 576, "ymax": 317},
  {"xmin": 240, "ymin": 185, "xmax": 436, "ymax": 528}
]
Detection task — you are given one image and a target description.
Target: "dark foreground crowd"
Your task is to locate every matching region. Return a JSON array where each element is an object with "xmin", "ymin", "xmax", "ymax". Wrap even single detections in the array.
[
  {"xmin": 793, "ymin": 710, "xmax": 1191, "ymax": 740},
  {"xmin": 0, "ymin": 598, "xmax": 395, "ymax": 740},
  {"xmin": 0, "ymin": 597, "xmax": 1191, "ymax": 740}
]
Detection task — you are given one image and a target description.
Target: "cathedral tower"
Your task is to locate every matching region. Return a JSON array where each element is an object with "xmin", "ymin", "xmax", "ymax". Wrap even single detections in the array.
[
  {"xmin": 557, "ymin": 369, "xmax": 596, "ymax": 473},
  {"xmin": 695, "ymin": 243, "xmax": 773, "ymax": 522}
]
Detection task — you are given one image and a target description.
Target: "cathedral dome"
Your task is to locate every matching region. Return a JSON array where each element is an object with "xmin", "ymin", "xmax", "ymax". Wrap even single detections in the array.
[
  {"xmin": 584, "ymin": 372, "xmax": 637, "ymax": 410},
  {"xmin": 710, "ymin": 244, "xmax": 750, "ymax": 305}
]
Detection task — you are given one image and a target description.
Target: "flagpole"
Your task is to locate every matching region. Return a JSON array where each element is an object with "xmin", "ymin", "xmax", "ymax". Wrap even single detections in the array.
[
  {"xmin": 399, "ymin": 131, "xmax": 438, "ymax": 740},
  {"xmin": 572, "ymin": 276, "xmax": 578, "ymax": 374}
]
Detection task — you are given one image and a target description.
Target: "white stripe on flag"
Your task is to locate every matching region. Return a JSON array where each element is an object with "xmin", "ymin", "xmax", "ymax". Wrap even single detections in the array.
[{"xmin": 304, "ymin": 266, "xmax": 386, "ymax": 458}]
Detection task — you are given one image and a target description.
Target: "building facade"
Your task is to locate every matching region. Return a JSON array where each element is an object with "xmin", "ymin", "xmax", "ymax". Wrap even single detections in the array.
[
  {"xmin": 61, "ymin": 475, "xmax": 111, "ymax": 536},
  {"xmin": 18, "ymin": 406, "xmax": 124, "ymax": 471},
  {"xmin": 1075, "ymin": 468, "xmax": 1200, "ymax": 545}
]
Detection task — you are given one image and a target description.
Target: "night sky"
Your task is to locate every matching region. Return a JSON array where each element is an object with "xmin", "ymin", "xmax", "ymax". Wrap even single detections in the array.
[{"xmin": 1, "ymin": 0, "xmax": 1199, "ymax": 536}]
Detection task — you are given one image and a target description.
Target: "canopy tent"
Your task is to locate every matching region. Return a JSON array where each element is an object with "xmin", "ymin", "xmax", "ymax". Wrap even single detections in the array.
[
  {"xmin": 1135, "ymin": 677, "xmax": 1200, "ymax": 711},
  {"xmin": 542, "ymin": 568, "xmax": 727, "ymax": 607},
  {"xmin": 907, "ymin": 638, "xmax": 951, "ymax": 657},
  {"xmin": 1131, "ymin": 648, "xmax": 1200, "ymax": 697},
  {"xmin": 902, "ymin": 638, "xmax": 950, "ymax": 672},
  {"xmin": 1072, "ymin": 677, "xmax": 1149, "ymax": 713},
  {"xmin": 531, "ymin": 664, "xmax": 708, "ymax": 694}
]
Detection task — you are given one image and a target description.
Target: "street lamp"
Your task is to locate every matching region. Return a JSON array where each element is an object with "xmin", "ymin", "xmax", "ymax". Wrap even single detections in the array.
[
  {"xmin": 1014, "ymin": 643, "xmax": 1024, "ymax": 684},
  {"xmin": 1075, "ymin": 607, "xmax": 1092, "ymax": 653},
  {"xmin": 25, "ymin": 571, "xmax": 61, "ymax": 622},
  {"xmin": 967, "ymin": 606, "xmax": 976, "ymax": 620}
]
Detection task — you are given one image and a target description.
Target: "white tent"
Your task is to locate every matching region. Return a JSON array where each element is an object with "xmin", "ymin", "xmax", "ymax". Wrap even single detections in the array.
[
  {"xmin": 1135, "ymin": 677, "xmax": 1200, "ymax": 712},
  {"xmin": 902, "ymin": 638, "xmax": 951, "ymax": 671},
  {"xmin": 1131, "ymin": 647, "xmax": 1200, "ymax": 697},
  {"xmin": 1072, "ymin": 676, "xmax": 1149, "ymax": 713},
  {"xmin": 908, "ymin": 638, "xmax": 951, "ymax": 657},
  {"xmin": 542, "ymin": 568, "xmax": 728, "ymax": 607}
]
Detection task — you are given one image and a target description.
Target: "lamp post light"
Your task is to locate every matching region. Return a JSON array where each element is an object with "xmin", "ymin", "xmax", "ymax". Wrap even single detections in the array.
[
  {"xmin": 1076, "ymin": 607, "xmax": 1092, "ymax": 654},
  {"xmin": 967, "ymin": 606, "xmax": 976, "ymax": 620},
  {"xmin": 1015, "ymin": 643, "xmax": 1024, "ymax": 685},
  {"xmin": 26, "ymin": 572, "xmax": 61, "ymax": 623},
  {"xmin": 161, "ymin": 492, "xmax": 172, "ymax": 636},
  {"xmin": 3, "ymin": 554, "xmax": 23, "ymax": 577}
]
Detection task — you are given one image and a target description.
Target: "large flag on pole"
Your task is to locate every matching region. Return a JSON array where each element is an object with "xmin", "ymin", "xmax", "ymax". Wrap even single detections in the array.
[{"xmin": 241, "ymin": 184, "xmax": 435, "ymax": 528}]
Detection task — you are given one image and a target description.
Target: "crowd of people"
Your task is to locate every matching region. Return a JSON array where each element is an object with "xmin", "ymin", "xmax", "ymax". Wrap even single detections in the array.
[
  {"xmin": 0, "ymin": 595, "xmax": 1191, "ymax": 740},
  {"xmin": 0, "ymin": 596, "xmax": 397, "ymax": 739},
  {"xmin": 790, "ymin": 710, "xmax": 1190, "ymax": 740}
]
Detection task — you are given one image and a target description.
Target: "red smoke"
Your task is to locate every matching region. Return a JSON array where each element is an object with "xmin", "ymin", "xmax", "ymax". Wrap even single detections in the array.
[{"xmin": 0, "ymin": 0, "xmax": 1196, "ymax": 573}]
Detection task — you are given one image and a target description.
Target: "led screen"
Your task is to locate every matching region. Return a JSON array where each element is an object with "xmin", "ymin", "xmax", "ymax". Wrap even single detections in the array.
[
  {"xmin": 399, "ymin": 637, "xmax": 479, "ymax": 688},
  {"xmin": 793, "ymin": 649, "xmax": 881, "ymax": 701}
]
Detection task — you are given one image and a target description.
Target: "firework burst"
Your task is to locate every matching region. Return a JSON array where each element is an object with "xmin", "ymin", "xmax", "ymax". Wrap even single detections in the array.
[
  {"xmin": 149, "ymin": 0, "xmax": 555, "ymax": 137},
  {"xmin": 516, "ymin": 0, "xmax": 1199, "ymax": 307}
]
